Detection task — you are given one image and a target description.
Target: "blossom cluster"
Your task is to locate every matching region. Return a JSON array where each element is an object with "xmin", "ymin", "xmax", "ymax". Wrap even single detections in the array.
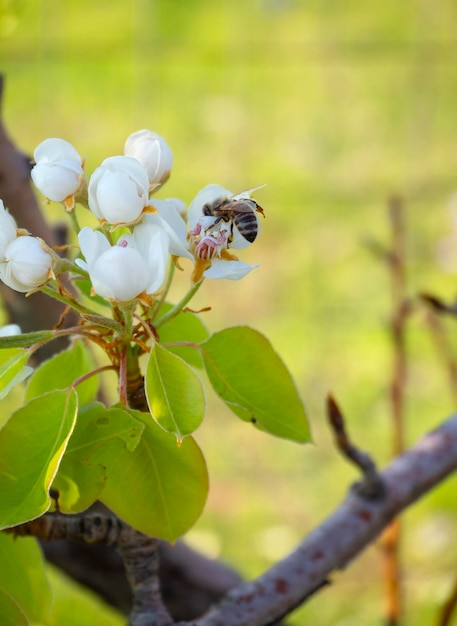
[{"xmin": 0, "ymin": 129, "xmax": 262, "ymax": 302}]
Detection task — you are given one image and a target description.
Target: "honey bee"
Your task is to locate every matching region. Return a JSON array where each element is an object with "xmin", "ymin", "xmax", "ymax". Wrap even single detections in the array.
[{"xmin": 202, "ymin": 185, "xmax": 265, "ymax": 244}]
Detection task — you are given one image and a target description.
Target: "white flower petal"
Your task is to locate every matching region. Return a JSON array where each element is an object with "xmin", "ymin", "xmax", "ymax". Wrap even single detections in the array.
[
  {"xmin": 0, "ymin": 200, "xmax": 17, "ymax": 259},
  {"xmin": 0, "ymin": 236, "xmax": 53, "ymax": 292},
  {"xmin": 90, "ymin": 247, "xmax": 149, "ymax": 301},
  {"xmin": 31, "ymin": 163, "xmax": 83, "ymax": 202},
  {"xmin": 144, "ymin": 206, "xmax": 193, "ymax": 260},
  {"xmin": 78, "ymin": 227, "xmax": 110, "ymax": 266},
  {"xmin": 204, "ymin": 259, "xmax": 258, "ymax": 280},
  {"xmin": 187, "ymin": 184, "xmax": 232, "ymax": 229},
  {"xmin": 88, "ymin": 156, "xmax": 149, "ymax": 225},
  {"xmin": 124, "ymin": 130, "xmax": 173, "ymax": 185},
  {"xmin": 34, "ymin": 138, "xmax": 82, "ymax": 164},
  {"xmin": 101, "ymin": 155, "xmax": 150, "ymax": 190},
  {"xmin": 0, "ymin": 324, "xmax": 21, "ymax": 337},
  {"xmin": 31, "ymin": 138, "xmax": 84, "ymax": 202},
  {"xmin": 131, "ymin": 222, "xmax": 170, "ymax": 292}
]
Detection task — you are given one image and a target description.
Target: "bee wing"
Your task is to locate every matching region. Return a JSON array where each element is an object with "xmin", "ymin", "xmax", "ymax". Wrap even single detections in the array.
[{"xmin": 232, "ymin": 184, "xmax": 267, "ymax": 200}]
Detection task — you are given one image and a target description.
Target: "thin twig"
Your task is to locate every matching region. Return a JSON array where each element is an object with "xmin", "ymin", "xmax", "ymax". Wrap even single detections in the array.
[
  {"xmin": 380, "ymin": 196, "xmax": 410, "ymax": 625},
  {"xmin": 437, "ymin": 571, "xmax": 457, "ymax": 626},
  {"xmin": 420, "ymin": 299, "xmax": 457, "ymax": 404},
  {"xmin": 326, "ymin": 394, "xmax": 385, "ymax": 500}
]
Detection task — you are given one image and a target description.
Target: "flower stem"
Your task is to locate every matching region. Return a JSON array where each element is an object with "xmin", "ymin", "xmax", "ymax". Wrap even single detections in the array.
[
  {"xmin": 117, "ymin": 302, "xmax": 136, "ymax": 341},
  {"xmin": 68, "ymin": 208, "xmax": 81, "ymax": 234},
  {"xmin": 41, "ymin": 284, "xmax": 99, "ymax": 316},
  {"xmin": 154, "ymin": 279, "xmax": 204, "ymax": 330},
  {"xmin": 150, "ymin": 262, "xmax": 175, "ymax": 321}
]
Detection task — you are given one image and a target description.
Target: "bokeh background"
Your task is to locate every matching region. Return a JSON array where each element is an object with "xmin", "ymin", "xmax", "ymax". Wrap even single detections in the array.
[{"xmin": 2, "ymin": 1, "xmax": 457, "ymax": 624}]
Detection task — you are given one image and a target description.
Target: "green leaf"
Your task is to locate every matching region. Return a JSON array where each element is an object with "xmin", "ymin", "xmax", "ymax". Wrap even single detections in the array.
[
  {"xmin": 201, "ymin": 326, "xmax": 311, "ymax": 443},
  {"xmin": 0, "ymin": 348, "xmax": 32, "ymax": 399},
  {"xmin": 98, "ymin": 408, "xmax": 208, "ymax": 542},
  {"xmin": 0, "ymin": 533, "xmax": 51, "ymax": 624},
  {"xmin": 47, "ymin": 565, "xmax": 124, "ymax": 626},
  {"xmin": 0, "ymin": 589, "xmax": 29, "ymax": 626},
  {"xmin": 157, "ymin": 303, "xmax": 209, "ymax": 369},
  {"xmin": 0, "ymin": 389, "xmax": 78, "ymax": 529},
  {"xmin": 0, "ymin": 330, "xmax": 54, "ymax": 349},
  {"xmin": 52, "ymin": 402, "xmax": 144, "ymax": 513},
  {"xmin": 26, "ymin": 340, "xmax": 98, "ymax": 405},
  {"xmin": 145, "ymin": 343, "xmax": 206, "ymax": 440}
]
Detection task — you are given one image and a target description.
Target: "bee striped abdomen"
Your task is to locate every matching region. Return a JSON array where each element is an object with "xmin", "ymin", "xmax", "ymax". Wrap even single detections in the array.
[{"xmin": 233, "ymin": 209, "xmax": 259, "ymax": 242}]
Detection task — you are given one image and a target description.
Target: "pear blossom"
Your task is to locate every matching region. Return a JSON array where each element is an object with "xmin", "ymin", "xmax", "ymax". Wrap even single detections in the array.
[
  {"xmin": 187, "ymin": 184, "xmax": 262, "ymax": 281},
  {"xmin": 0, "ymin": 200, "xmax": 18, "ymax": 259},
  {"xmin": 124, "ymin": 129, "xmax": 173, "ymax": 187},
  {"xmin": 31, "ymin": 138, "xmax": 85, "ymax": 205},
  {"xmin": 0, "ymin": 236, "xmax": 54, "ymax": 293},
  {"xmin": 188, "ymin": 184, "xmax": 262, "ymax": 251},
  {"xmin": 88, "ymin": 156, "xmax": 149, "ymax": 226},
  {"xmin": 76, "ymin": 225, "xmax": 169, "ymax": 302}
]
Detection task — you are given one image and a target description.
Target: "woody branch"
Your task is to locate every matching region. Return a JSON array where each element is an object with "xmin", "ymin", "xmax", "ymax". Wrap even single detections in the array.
[
  {"xmin": 194, "ymin": 412, "xmax": 457, "ymax": 626},
  {"xmin": 9, "ymin": 412, "xmax": 457, "ymax": 626}
]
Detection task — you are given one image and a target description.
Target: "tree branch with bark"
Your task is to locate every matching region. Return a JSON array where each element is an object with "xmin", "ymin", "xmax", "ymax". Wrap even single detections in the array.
[
  {"xmin": 1, "ymin": 73, "xmax": 457, "ymax": 626},
  {"xmin": 8, "ymin": 411, "xmax": 457, "ymax": 625}
]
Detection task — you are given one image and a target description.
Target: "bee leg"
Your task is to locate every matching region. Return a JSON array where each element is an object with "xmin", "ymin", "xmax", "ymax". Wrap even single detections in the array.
[{"xmin": 227, "ymin": 221, "xmax": 234, "ymax": 245}]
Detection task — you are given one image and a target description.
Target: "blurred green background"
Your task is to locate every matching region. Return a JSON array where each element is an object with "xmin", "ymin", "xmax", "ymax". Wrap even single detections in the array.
[{"xmin": 2, "ymin": 1, "xmax": 457, "ymax": 624}]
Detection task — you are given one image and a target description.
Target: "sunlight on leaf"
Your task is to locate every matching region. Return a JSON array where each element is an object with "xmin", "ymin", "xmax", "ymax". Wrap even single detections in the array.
[{"xmin": 0, "ymin": 348, "xmax": 31, "ymax": 399}]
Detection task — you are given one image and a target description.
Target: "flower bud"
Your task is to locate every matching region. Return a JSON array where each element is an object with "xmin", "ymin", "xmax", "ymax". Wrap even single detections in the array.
[
  {"xmin": 0, "ymin": 324, "xmax": 22, "ymax": 337},
  {"xmin": 0, "ymin": 200, "xmax": 18, "ymax": 259},
  {"xmin": 124, "ymin": 129, "xmax": 173, "ymax": 187},
  {"xmin": 0, "ymin": 236, "xmax": 53, "ymax": 292},
  {"xmin": 88, "ymin": 156, "xmax": 149, "ymax": 226},
  {"xmin": 31, "ymin": 138, "xmax": 85, "ymax": 205}
]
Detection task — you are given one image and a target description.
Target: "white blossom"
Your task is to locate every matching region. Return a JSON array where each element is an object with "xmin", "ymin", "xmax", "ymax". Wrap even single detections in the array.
[
  {"xmin": 187, "ymin": 184, "xmax": 261, "ymax": 251},
  {"xmin": 187, "ymin": 184, "xmax": 262, "ymax": 281},
  {"xmin": 76, "ymin": 226, "xmax": 169, "ymax": 302},
  {"xmin": 88, "ymin": 156, "xmax": 149, "ymax": 226},
  {"xmin": 124, "ymin": 129, "xmax": 173, "ymax": 187},
  {"xmin": 31, "ymin": 138, "xmax": 84, "ymax": 203},
  {"xmin": 0, "ymin": 236, "xmax": 54, "ymax": 293},
  {"xmin": 0, "ymin": 200, "xmax": 18, "ymax": 259}
]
